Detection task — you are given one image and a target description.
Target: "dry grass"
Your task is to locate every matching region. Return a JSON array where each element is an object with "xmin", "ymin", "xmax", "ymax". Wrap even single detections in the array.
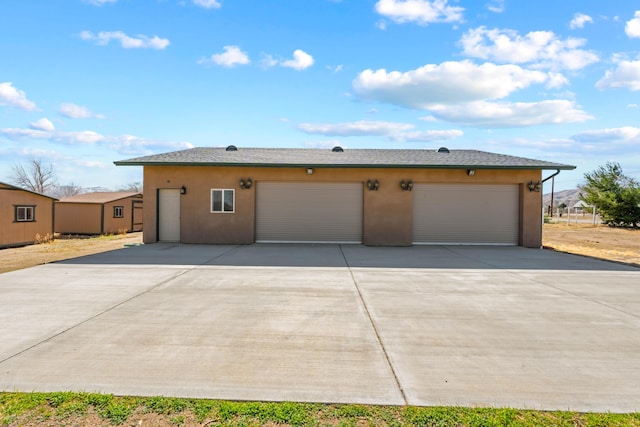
[
  {"xmin": 0, "ymin": 232, "xmax": 143, "ymax": 274},
  {"xmin": 543, "ymin": 223, "xmax": 640, "ymax": 266}
]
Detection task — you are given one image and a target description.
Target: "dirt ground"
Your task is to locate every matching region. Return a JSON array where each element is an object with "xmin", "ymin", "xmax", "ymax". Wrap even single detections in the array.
[
  {"xmin": 543, "ymin": 223, "xmax": 640, "ymax": 266},
  {"xmin": 0, "ymin": 233, "xmax": 143, "ymax": 274}
]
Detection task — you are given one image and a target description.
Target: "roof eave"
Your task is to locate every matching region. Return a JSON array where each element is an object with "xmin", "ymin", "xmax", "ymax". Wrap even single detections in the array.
[
  {"xmin": 0, "ymin": 182, "xmax": 59, "ymax": 200},
  {"xmin": 57, "ymin": 192, "xmax": 143, "ymax": 204},
  {"xmin": 114, "ymin": 161, "xmax": 575, "ymax": 170}
]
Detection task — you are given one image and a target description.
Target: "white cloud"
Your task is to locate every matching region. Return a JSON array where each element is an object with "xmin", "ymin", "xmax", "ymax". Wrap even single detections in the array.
[
  {"xmin": 1, "ymin": 128, "xmax": 50, "ymax": 140},
  {"xmin": 82, "ymin": 0, "xmax": 117, "ymax": 5},
  {"xmin": 460, "ymin": 27, "xmax": 598, "ymax": 71},
  {"xmin": 193, "ymin": 0, "xmax": 221, "ymax": 9},
  {"xmin": 281, "ymin": 49, "xmax": 314, "ymax": 70},
  {"xmin": 625, "ymin": 11, "xmax": 640, "ymax": 38},
  {"xmin": 297, "ymin": 120, "xmax": 463, "ymax": 142},
  {"xmin": 570, "ymin": 13, "xmax": 594, "ymax": 29},
  {"xmin": 376, "ymin": 20, "xmax": 387, "ymax": 30},
  {"xmin": 260, "ymin": 54, "xmax": 279, "ymax": 68},
  {"xmin": 0, "ymin": 82, "xmax": 38, "ymax": 111},
  {"xmin": 374, "ymin": 0, "xmax": 464, "ymax": 25},
  {"xmin": 596, "ymin": 60, "xmax": 640, "ymax": 91},
  {"xmin": 304, "ymin": 140, "xmax": 344, "ymax": 149},
  {"xmin": 80, "ymin": 30, "xmax": 170, "ymax": 50},
  {"xmin": 546, "ymin": 72, "xmax": 570, "ymax": 89},
  {"xmin": 390, "ymin": 129, "xmax": 463, "ymax": 142},
  {"xmin": 571, "ymin": 127, "xmax": 640, "ymax": 143},
  {"xmin": 262, "ymin": 50, "xmax": 315, "ymax": 71},
  {"xmin": 106, "ymin": 135, "xmax": 194, "ymax": 155},
  {"xmin": 0, "ymin": 126, "xmax": 193, "ymax": 155},
  {"xmin": 29, "ymin": 118, "xmax": 55, "ymax": 132},
  {"xmin": 426, "ymin": 100, "xmax": 593, "ymax": 127},
  {"xmin": 326, "ymin": 64, "xmax": 344, "ymax": 73},
  {"xmin": 486, "ymin": 0, "xmax": 504, "ymax": 13},
  {"xmin": 353, "ymin": 60, "xmax": 548, "ymax": 108},
  {"xmin": 298, "ymin": 120, "xmax": 413, "ymax": 136},
  {"xmin": 58, "ymin": 103, "xmax": 105, "ymax": 119},
  {"xmin": 199, "ymin": 46, "xmax": 250, "ymax": 67}
]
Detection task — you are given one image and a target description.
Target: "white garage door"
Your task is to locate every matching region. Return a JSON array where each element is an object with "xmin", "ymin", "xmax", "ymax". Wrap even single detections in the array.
[
  {"xmin": 256, "ymin": 182, "xmax": 363, "ymax": 243},
  {"xmin": 413, "ymin": 184, "xmax": 519, "ymax": 245}
]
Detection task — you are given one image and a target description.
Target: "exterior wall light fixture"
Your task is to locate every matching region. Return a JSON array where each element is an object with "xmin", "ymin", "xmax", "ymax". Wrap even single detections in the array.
[
  {"xmin": 527, "ymin": 181, "xmax": 541, "ymax": 192},
  {"xmin": 400, "ymin": 179, "xmax": 413, "ymax": 191},
  {"xmin": 307, "ymin": 168, "xmax": 314, "ymax": 175},
  {"xmin": 367, "ymin": 179, "xmax": 380, "ymax": 191},
  {"xmin": 180, "ymin": 185, "xmax": 187, "ymax": 195},
  {"xmin": 239, "ymin": 178, "xmax": 253, "ymax": 189},
  {"xmin": 467, "ymin": 169, "xmax": 476, "ymax": 176}
]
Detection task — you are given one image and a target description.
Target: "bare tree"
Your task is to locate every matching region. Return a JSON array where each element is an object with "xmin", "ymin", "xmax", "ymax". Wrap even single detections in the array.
[
  {"xmin": 119, "ymin": 182, "xmax": 142, "ymax": 192},
  {"xmin": 53, "ymin": 183, "xmax": 85, "ymax": 198},
  {"xmin": 11, "ymin": 158, "xmax": 58, "ymax": 196}
]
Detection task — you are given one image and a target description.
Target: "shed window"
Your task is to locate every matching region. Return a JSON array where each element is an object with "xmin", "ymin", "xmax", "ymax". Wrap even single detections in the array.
[
  {"xmin": 114, "ymin": 206, "xmax": 124, "ymax": 218},
  {"xmin": 15, "ymin": 206, "xmax": 35, "ymax": 222},
  {"xmin": 211, "ymin": 189, "xmax": 234, "ymax": 213}
]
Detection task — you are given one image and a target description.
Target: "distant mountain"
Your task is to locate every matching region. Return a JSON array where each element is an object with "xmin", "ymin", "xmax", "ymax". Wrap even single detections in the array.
[{"xmin": 543, "ymin": 188, "xmax": 582, "ymax": 209}]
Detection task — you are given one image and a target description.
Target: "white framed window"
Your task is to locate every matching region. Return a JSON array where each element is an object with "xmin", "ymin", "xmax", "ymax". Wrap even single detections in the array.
[
  {"xmin": 211, "ymin": 189, "xmax": 234, "ymax": 213},
  {"xmin": 114, "ymin": 206, "xmax": 124, "ymax": 218},
  {"xmin": 15, "ymin": 206, "xmax": 35, "ymax": 222}
]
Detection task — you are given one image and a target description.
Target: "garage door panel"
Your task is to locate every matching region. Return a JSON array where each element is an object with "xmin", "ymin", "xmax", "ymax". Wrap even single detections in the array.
[
  {"xmin": 256, "ymin": 182, "xmax": 363, "ymax": 243},
  {"xmin": 413, "ymin": 184, "xmax": 519, "ymax": 245}
]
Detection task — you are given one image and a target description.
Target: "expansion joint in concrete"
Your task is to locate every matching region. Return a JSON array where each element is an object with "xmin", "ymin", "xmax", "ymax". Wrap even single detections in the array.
[
  {"xmin": 0, "ymin": 245, "xmax": 242, "ymax": 366},
  {"xmin": 338, "ymin": 245, "xmax": 408, "ymax": 405}
]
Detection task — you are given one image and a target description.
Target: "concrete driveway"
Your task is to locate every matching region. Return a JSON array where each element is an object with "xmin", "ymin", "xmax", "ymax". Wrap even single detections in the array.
[{"xmin": 0, "ymin": 244, "xmax": 639, "ymax": 413}]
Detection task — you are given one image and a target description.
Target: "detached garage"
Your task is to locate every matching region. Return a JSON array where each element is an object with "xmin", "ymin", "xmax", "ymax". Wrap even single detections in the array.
[{"xmin": 115, "ymin": 146, "xmax": 575, "ymax": 248}]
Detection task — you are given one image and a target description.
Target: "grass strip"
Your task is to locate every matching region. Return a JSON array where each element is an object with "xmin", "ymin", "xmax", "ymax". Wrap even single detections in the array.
[{"xmin": 1, "ymin": 392, "xmax": 639, "ymax": 426}]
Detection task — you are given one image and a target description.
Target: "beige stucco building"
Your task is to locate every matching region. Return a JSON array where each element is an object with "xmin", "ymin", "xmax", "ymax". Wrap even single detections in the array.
[
  {"xmin": 116, "ymin": 146, "xmax": 575, "ymax": 248},
  {"xmin": 0, "ymin": 182, "xmax": 57, "ymax": 248},
  {"xmin": 55, "ymin": 192, "xmax": 143, "ymax": 235}
]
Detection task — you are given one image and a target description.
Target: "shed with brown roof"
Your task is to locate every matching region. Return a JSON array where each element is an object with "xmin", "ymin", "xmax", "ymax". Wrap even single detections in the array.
[
  {"xmin": 55, "ymin": 191, "xmax": 143, "ymax": 235},
  {"xmin": 0, "ymin": 181, "xmax": 57, "ymax": 248}
]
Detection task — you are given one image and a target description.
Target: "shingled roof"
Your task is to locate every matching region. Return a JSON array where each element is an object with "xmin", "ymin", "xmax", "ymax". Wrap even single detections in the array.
[
  {"xmin": 115, "ymin": 146, "xmax": 575, "ymax": 170},
  {"xmin": 57, "ymin": 191, "xmax": 141, "ymax": 204}
]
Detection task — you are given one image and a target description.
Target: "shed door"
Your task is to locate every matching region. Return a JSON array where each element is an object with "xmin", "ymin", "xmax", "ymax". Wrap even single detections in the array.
[
  {"xmin": 158, "ymin": 189, "xmax": 180, "ymax": 242},
  {"xmin": 413, "ymin": 184, "xmax": 519, "ymax": 245},
  {"xmin": 256, "ymin": 182, "xmax": 363, "ymax": 243},
  {"xmin": 131, "ymin": 199, "xmax": 143, "ymax": 232}
]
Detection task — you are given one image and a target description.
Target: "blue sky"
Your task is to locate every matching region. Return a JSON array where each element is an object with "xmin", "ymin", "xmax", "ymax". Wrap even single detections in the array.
[{"xmin": 1, "ymin": 0, "xmax": 640, "ymax": 192}]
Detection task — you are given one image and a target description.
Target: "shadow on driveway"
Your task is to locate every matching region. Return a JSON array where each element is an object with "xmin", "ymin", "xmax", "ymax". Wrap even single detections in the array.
[{"xmin": 55, "ymin": 243, "xmax": 638, "ymax": 271}]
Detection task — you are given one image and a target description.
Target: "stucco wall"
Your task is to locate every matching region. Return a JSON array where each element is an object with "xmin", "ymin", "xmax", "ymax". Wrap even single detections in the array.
[
  {"xmin": 142, "ymin": 165, "xmax": 544, "ymax": 247},
  {"xmin": 55, "ymin": 203, "xmax": 102, "ymax": 234},
  {"xmin": 0, "ymin": 186, "xmax": 55, "ymax": 248}
]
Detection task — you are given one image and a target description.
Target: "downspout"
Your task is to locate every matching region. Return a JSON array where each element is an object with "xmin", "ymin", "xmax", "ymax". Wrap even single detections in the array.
[
  {"xmin": 542, "ymin": 169, "xmax": 561, "ymax": 184},
  {"xmin": 542, "ymin": 169, "xmax": 561, "ymax": 217}
]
